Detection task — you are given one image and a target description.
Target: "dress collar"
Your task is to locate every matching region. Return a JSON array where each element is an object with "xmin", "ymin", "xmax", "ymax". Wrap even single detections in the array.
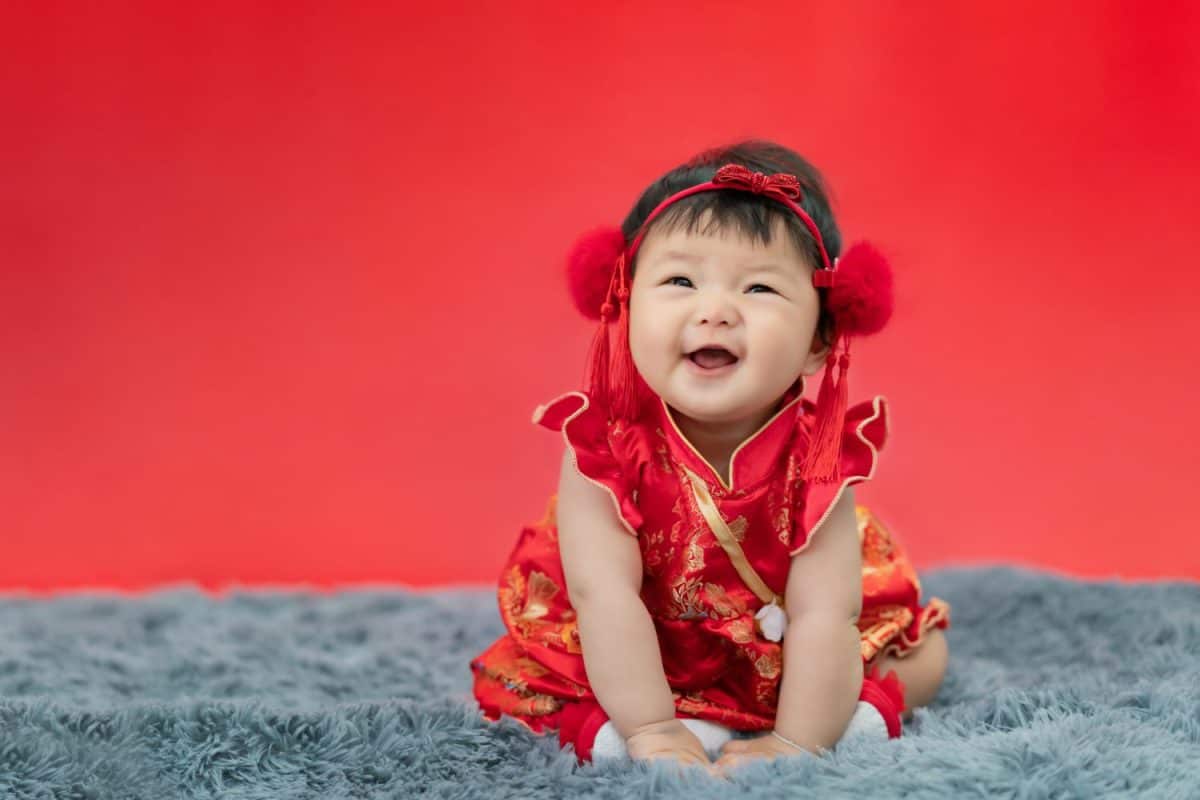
[{"xmin": 651, "ymin": 376, "xmax": 807, "ymax": 494}]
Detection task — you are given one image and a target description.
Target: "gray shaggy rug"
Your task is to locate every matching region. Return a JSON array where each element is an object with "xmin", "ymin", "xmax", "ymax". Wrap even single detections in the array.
[{"xmin": 1, "ymin": 565, "xmax": 1198, "ymax": 799}]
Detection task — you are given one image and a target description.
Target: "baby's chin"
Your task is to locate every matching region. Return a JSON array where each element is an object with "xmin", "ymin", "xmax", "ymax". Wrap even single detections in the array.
[
  {"xmin": 660, "ymin": 386, "xmax": 757, "ymax": 426},
  {"xmin": 663, "ymin": 377, "xmax": 793, "ymax": 424}
]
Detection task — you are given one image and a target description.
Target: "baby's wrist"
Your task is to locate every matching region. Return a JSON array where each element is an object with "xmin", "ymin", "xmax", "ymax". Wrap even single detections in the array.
[
  {"xmin": 770, "ymin": 729, "xmax": 807, "ymax": 752},
  {"xmin": 626, "ymin": 718, "xmax": 683, "ymax": 739}
]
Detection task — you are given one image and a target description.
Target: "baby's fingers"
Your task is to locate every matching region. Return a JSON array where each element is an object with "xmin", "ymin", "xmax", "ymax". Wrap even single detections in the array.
[
  {"xmin": 644, "ymin": 751, "xmax": 723, "ymax": 779},
  {"xmin": 714, "ymin": 751, "xmax": 761, "ymax": 773},
  {"xmin": 644, "ymin": 749, "xmax": 706, "ymax": 767},
  {"xmin": 714, "ymin": 753, "xmax": 739, "ymax": 769}
]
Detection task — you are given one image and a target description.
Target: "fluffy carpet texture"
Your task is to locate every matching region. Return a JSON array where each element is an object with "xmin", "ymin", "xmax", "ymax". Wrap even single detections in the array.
[{"xmin": 1, "ymin": 565, "xmax": 1198, "ymax": 798}]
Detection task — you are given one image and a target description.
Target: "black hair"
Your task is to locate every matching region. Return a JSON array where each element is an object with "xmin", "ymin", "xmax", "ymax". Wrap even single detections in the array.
[{"xmin": 621, "ymin": 139, "xmax": 841, "ymax": 348}]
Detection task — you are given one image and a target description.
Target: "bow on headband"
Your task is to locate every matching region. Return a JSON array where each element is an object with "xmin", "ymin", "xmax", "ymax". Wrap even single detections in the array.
[{"xmin": 711, "ymin": 164, "xmax": 802, "ymax": 201}]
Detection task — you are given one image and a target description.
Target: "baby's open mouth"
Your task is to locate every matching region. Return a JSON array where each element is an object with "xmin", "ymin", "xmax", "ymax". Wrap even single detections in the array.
[{"xmin": 687, "ymin": 347, "xmax": 739, "ymax": 370}]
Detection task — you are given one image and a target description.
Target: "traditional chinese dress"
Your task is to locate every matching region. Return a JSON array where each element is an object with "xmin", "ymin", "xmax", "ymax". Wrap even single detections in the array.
[{"xmin": 469, "ymin": 378, "xmax": 950, "ymax": 733}]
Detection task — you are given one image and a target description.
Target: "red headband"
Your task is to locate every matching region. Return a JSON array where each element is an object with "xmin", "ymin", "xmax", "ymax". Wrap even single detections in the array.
[
  {"xmin": 565, "ymin": 163, "xmax": 894, "ymax": 484},
  {"xmin": 628, "ymin": 164, "xmax": 837, "ymax": 278}
]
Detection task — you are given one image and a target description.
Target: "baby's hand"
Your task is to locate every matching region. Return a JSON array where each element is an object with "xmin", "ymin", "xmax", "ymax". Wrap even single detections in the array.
[
  {"xmin": 624, "ymin": 719, "xmax": 720, "ymax": 775},
  {"xmin": 713, "ymin": 731, "xmax": 806, "ymax": 772}
]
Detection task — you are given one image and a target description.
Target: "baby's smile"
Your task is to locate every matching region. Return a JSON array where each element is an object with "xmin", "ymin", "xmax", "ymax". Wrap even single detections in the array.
[{"xmin": 684, "ymin": 345, "xmax": 740, "ymax": 377}]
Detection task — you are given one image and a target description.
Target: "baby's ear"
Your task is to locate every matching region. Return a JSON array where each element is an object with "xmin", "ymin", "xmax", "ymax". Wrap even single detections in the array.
[{"xmin": 800, "ymin": 336, "xmax": 832, "ymax": 376}]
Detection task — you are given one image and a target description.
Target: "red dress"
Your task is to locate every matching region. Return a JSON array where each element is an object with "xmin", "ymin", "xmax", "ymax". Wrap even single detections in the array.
[{"xmin": 470, "ymin": 379, "xmax": 950, "ymax": 734}]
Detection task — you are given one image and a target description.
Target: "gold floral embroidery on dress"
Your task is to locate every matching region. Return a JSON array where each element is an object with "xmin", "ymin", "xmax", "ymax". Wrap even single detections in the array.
[
  {"xmin": 673, "ymin": 461, "xmax": 749, "ymax": 560},
  {"xmin": 522, "ymin": 660, "xmax": 550, "ymax": 679},
  {"xmin": 771, "ymin": 451, "xmax": 806, "ymax": 545},
  {"xmin": 673, "ymin": 466, "xmax": 704, "ymax": 521},
  {"xmin": 767, "ymin": 485, "xmax": 791, "ymax": 547},
  {"xmin": 726, "ymin": 515, "xmax": 748, "ymax": 543},
  {"xmin": 684, "ymin": 539, "xmax": 706, "ymax": 573},
  {"xmin": 520, "ymin": 570, "xmax": 560, "ymax": 622},
  {"xmin": 501, "ymin": 566, "xmax": 574, "ymax": 646},
  {"xmin": 755, "ymin": 679, "xmax": 780, "ymax": 710},
  {"xmin": 667, "ymin": 495, "xmax": 689, "ymax": 546},
  {"xmin": 653, "ymin": 433, "xmax": 675, "ymax": 475},
  {"xmin": 861, "ymin": 510, "xmax": 894, "ymax": 564},
  {"xmin": 862, "ymin": 566, "xmax": 896, "ymax": 595},
  {"xmin": 559, "ymin": 621, "xmax": 583, "ymax": 654},
  {"xmin": 669, "ymin": 575, "xmax": 707, "ymax": 619},
  {"xmin": 476, "ymin": 653, "xmax": 561, "ymax": 713},
  {"xmin": 753, "ymin": 649, "xmax": 782, "ymax": 680},
  {"xmin": 642, "ymin": 529, "xmax": 667, "ymax": 575},
  {"xmin": 703, "ymin": 582, "xmax": 750, "ymax": 619},
  {"xmin": 857, "ymin": 507, "xmax": 925, "ymax": 597},
  {"xmin": 726, "ymin": 616, "xmax": 755, "ymax": 644},
  {"xmin": 499, "ymin": 565, "xmax": 526, "ymax": 623},
  {"xmin": 510, "ymin": 695, "xmax": 563, "ymax": 717},
  {"xmin": 475, "ymin": 660, "xmax": 528, "ymax": 693}
]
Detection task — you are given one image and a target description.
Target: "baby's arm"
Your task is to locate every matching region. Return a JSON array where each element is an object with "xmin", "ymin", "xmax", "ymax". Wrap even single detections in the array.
[
  {"xmin": 773, "ymin": 486, "xmax": 865, "ymax": 752},
  {"xmin": 555, "ymin": 446, "xmax": 677, "ymax": 740}
]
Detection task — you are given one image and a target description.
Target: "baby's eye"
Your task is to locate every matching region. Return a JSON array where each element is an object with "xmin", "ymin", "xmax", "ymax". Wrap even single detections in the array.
[
  {"xmin": 664, "ymin": 276, "xmax": 694, "ymax": 288},
  {"xmin": 747, "ymin": 284, "xmax": 777, "ymax": 294}
]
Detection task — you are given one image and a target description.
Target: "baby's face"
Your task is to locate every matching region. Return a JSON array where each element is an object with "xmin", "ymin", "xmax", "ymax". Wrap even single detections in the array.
[{"xmin": 628, "ymin": 212, "xmax": 830, "ymax": 426}]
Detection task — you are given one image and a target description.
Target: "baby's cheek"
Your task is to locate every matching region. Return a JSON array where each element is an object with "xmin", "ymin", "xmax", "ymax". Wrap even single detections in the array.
[{"xmin": 629, "ymin": 318, "xmax": 675, "ymax": 373}]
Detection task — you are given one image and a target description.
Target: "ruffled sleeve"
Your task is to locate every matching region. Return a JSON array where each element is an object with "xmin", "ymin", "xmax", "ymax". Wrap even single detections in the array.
[
  {"xmin": 789, "ymin": 395, "xmax": 889, "ymax": 555},
  {"xmin": 531, "ymin": 391, "xmax": 644, "ymax": 536}
]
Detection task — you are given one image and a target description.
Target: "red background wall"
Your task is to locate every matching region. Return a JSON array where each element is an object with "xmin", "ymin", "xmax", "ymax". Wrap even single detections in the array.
[{"xmin": 3, "ymin": 2, "xmax": 1199, "ymax": 592}]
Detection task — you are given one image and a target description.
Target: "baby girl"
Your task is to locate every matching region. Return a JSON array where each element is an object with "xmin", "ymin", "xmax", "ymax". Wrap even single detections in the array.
[{"xmin": 470, "ymin": 139, "xmax": 951, "ymax": 776}]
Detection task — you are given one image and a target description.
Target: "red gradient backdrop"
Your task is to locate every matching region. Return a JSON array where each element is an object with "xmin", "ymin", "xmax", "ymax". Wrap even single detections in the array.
[{"xmin": 3, "ymin": 2, "xmax": 1199, "ymax": 592}]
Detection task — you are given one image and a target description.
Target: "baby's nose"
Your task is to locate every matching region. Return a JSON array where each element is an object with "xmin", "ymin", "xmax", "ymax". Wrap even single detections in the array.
[{"xmin": 697, "ymin": 295, "xmax": 737, "ymax": 325}]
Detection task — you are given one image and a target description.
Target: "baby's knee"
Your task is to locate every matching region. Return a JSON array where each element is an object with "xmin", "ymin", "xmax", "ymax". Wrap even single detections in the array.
[{"xmin": 924, "ymin": 627, "xmax": 949, "ymax": 674}]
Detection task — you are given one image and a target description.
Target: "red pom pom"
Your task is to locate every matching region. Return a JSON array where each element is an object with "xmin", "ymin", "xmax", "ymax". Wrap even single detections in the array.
[
  {"xmin": 566, "ymin": 226, "xmax": 626, "ymax": 320},
  {"xmin": 826, "ymin": 240, "xmax": 894, "ymax": 337}
]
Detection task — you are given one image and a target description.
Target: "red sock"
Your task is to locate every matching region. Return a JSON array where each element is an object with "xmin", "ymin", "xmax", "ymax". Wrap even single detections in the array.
[
  {"xmin": 556, "ymin": 700, "xmax": 610, "ymax": 763},
  {"xmin": 860, "ymin": 664, "xmax": 906, "ymax": 738}
]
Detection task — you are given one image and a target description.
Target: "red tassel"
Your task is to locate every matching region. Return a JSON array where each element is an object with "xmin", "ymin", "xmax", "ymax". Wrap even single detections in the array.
[
  {"xmin": 583, "ymin": 256, "xmax": 620, "ymax": 407},
  {"xmin": 800, "ymin": 336, "xmax": 851, "ymax": 484},
  {"xmin": 608, "ymin": 259, "xmax": 644, "ymax": 421},
  {"xmin": 583, "ymin": 253, "xmax": 645, "ymax": 421},
  {"xmin": 583, "ymin": 313, "xmax": 610, "ymax": 404}
]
